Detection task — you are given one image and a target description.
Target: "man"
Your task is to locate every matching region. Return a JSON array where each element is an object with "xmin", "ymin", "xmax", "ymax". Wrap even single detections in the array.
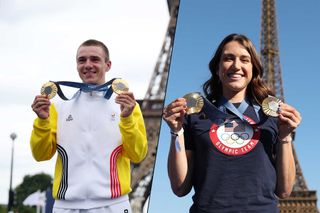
[{"xmin": 30, "ymin": 39, "xmax": 148, "ymax": 213}]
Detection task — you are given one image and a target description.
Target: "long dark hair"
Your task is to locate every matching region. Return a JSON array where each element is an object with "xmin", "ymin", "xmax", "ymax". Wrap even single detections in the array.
[{"xmin": 203, "ymin": 34, "xmax": 273, "ymax": 104}]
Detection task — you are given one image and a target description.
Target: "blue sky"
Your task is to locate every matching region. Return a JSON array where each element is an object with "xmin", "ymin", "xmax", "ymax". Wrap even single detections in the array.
[{"xmin": 148, "ymin": 0, "xmax": 320, "ymax": 212}]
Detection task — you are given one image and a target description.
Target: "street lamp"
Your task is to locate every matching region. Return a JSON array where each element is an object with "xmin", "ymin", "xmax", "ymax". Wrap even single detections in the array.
[{"xmin": 8, "ymin": 132, "xmax": 17, "ymax": 213}]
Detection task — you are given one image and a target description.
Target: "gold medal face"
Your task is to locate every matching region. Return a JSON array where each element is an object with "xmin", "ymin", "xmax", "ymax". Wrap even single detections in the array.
[
  {"xmin": 262, "ymin": 96, "xmax": 281, "ymax": 117},
  {"xmin": 40, "ymin": 82, "xmax": 57, "ymax": 99},
  {"xmin": 112, "ymin": 79, "xmax": 129, "ymax": 94},
  {"xmin": 183, "ymin": 92, "xmax": 204, "ymax": 115}
]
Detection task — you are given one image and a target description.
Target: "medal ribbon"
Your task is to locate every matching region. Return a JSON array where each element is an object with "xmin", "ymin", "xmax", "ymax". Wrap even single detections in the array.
[
  {"xmin": 201, "ymin": 97, "xmax": 228, "ymax": 125},
  {"xmin": 216, "ymin": 97, "xmax": 261, "ymax": 123},
  {"xmin": 52, "ymin": 78, "xmax": 116, "ymax": 100}
]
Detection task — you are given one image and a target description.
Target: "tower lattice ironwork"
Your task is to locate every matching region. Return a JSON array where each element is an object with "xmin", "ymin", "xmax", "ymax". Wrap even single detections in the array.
[
  {"xmin": 260, "ymin": 0, "xmax": 318, "ymax": 212},
  {"xmin": 129, "ymin": 0, "xmax": 179, "ymax": 212}
]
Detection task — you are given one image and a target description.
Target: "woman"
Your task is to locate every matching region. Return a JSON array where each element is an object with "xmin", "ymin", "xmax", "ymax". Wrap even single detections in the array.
[{"xmin": 163, "ymin": 34, "xmax": 301, "ymax": 212}]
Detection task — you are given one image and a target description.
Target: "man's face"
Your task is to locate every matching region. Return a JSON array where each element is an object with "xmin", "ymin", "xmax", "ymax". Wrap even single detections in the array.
[{"xmin": 76, "ymin": 45, "xmax": 111, "ymax": 85}]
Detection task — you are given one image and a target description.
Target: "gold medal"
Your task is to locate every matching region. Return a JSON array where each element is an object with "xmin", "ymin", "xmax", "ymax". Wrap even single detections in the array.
[
  {"xmin": 262, "ymin": 96, "xmax": 281, "ymax": 117},
  {"xmin": 183, "ymin": 92, "xmax": 204, "ymax": 115},
  {"xmin": 40, "ymin": 82, "xmax": 57, "ymax": 99},
  {"xmin": 112, "ymin": 79, "xmax": 129, "ymax": 94}
]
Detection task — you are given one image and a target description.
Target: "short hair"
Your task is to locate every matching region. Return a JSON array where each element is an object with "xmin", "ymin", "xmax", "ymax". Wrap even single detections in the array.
[
  {"xmin": 203, "ymin": 33, "xmax": 272, "ymax": 104},
  {"xmin": 78, "ymin": 39, "xmax": 110, "ymax": 62}
]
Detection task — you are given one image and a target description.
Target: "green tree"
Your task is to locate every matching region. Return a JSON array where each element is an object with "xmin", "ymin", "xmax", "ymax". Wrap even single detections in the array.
[
  {"xmin": 0, "ymin": 205, "xmax": 6, "ymax": 213},
  {"xmin": 13, "ymin": 173, "xmax": 52, "ymax": 213}
]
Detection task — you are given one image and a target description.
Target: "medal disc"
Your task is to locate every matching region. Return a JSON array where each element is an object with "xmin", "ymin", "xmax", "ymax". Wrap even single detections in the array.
[
  {"xmin": 112, "ymin": 79, "xmax": 129, "ymax": 94},
  {"xmin": 40, "ymin": 82, "xmax": 57, "ymax": 99},
  {"xmin": 183, "ymin": 92, "xmax": 204, "ymax": 115},
  {"xmin": 262, "ymin": 96, "xmax": 281, "ymax": 117}
]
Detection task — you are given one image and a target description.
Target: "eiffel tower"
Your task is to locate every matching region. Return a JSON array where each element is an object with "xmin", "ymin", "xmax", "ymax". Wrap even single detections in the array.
[
  {"xmin": 129, "ymin": 0, "xmax": 179, "ymax": 212},
  {"xmin": 260, "ymin": 0, "xmax": 318, "ymax": 212}
]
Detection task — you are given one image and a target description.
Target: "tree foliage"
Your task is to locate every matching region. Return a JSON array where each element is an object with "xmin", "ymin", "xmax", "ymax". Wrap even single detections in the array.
[
  {"xmin": 13, "ymin": 173, "xmax": 52, "ymax": 213},
  {"xmin": 0, "ymin": 205, "xmax": 6, "ymax": 213}
]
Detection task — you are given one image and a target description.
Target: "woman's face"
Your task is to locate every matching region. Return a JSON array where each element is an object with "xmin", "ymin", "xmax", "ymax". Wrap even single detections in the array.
[{"xmin": 218, "ymin": 41, "xmax": 253, "ymax": 99}]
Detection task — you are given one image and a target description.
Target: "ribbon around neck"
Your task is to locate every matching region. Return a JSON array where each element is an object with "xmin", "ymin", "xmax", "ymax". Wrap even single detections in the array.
[
  {"xmin": 216, "ymin": 96, "xmax": 261, "ymax": 123},
  {"xmin": 52, "ymin": 78, "xmax": 116, "ymax": 100}
]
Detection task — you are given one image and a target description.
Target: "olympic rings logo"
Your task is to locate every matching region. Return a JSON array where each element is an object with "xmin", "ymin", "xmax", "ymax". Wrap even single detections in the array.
[{"xmin": 220, "ymin": 132, "xmax": 250, "ymax": 144}]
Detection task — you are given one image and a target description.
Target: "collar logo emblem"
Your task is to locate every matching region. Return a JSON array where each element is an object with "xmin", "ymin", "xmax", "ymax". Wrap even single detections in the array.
[
  {"xmin": 66, "ymin": 114, "xmax": 73, "ymax": 121},
  {"xmin": 111, "ymin": 113, "xmax": 116, "ymax": 121}
]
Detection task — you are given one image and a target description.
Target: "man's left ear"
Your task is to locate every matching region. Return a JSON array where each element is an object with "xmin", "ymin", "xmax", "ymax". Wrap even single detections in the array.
[{"xmin": 105, "ymin": 60, "xmax": 112, "ymax": 72}]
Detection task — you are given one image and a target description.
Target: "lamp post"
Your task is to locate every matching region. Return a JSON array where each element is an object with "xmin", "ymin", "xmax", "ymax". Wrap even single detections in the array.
[{"xmin": 8, "ymin": 132, "xmax": 17, "ymax": 213}]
